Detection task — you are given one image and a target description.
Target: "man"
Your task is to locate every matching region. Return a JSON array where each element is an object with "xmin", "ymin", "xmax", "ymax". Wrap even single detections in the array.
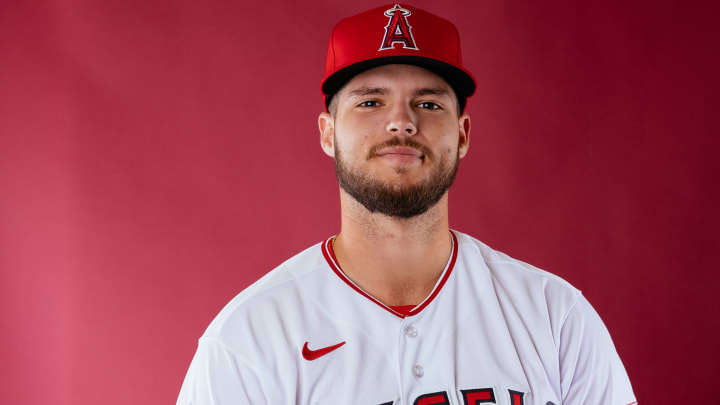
[{"xmin": 178, "ymin": 4, "xmax": 637, "ymax": 404}]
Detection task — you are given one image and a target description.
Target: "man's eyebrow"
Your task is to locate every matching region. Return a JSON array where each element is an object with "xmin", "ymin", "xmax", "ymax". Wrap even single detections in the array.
[
  {"xmin": 346, "ymin": 86, "xmax": 390, "ymax": 98},
  {"xmin": 413, "ymin": 87, "xmax": 452, "ymax": 98},
  {"xmin": 345, "ymin": 86, "xmax": 452, "ymax": 99}
]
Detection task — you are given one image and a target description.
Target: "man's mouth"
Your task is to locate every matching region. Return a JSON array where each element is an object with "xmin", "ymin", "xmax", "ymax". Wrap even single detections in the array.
[
  {"xmin": 373, "ymin": 146, "xmax": 425, "ymax": 165},
  {"xmin": 375, "ymin": 146, "xmax": 424, "ymax": 159}
]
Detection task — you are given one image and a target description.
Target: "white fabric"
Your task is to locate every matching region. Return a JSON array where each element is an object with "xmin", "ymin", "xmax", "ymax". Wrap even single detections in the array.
[{"xmin": 178, "ymin": 231, "xmax": 637, "ymax": 405}]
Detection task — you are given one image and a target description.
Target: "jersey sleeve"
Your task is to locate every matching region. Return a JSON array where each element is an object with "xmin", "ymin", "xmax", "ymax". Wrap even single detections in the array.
[
  {"xmin": 177, "ymin": 336, "xmax": 268, "ymax": 405},
  {"xmin": 558, "ymin": 294, "xmax": 637, "ymax": 405}
]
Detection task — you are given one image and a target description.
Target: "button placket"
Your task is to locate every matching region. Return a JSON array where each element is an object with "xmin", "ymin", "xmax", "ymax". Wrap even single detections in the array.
[{"xmin": 400, "ymin": 319, "xmax": 425, "ymax": 381}]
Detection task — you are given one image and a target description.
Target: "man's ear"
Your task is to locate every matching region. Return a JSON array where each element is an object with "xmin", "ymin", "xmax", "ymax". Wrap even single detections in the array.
[
  {"xmin": 318, "ymin": 112, "xmax": 335, "ymax": 158},
  {"xmin": 458, "ymin": 113, "xmax": 471, "ymax": 159}
]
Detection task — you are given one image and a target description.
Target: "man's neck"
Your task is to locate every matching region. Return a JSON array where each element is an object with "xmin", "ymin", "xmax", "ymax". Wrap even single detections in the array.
[{"xmin": 332, "ymin": 191, "xmax": 453, "ymax": 307}]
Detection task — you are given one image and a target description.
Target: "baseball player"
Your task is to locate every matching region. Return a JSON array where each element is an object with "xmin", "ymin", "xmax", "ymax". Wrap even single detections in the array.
[{"xmin": 177, "ymin": 4, "xmax": 637, "ymax": 405}]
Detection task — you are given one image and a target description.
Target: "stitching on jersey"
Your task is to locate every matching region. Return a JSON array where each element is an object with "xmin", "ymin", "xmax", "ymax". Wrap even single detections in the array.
[
  {"xmin": 558, "ymin": 292, "xmax": 583, "ymax": 335},
  {"xmin": 457, "ymin": 232, "xmax": 578, "ymax": 293},
  {"xmin": 557, "ymin": 292, "xmax": 588, "ymax": 403}
]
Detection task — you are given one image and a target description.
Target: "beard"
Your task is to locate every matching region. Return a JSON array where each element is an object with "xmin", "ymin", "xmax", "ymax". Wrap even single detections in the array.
[{"xmin": 334, "ymin": 137, "xmax": 459, "ymax": 219}]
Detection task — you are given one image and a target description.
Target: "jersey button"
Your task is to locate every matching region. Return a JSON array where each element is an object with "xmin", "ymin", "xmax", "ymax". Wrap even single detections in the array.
[
  {"xmin": 405, "ymin": 325, "xmax": 418, "ymax": 338},
  {"xmin": 412, "ymin": 365, "xmax": 424, "ymax": 377}
]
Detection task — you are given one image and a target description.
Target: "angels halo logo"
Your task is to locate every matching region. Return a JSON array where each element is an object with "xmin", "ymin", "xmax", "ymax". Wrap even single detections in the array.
[{"xmin": 379, "ymin": 4, "xmax": 418, "ymax": 51}]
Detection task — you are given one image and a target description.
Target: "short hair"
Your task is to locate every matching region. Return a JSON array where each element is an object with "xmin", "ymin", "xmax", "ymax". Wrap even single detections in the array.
[{"xmin": 328, "ymin": 93, "xmax": 340, "ymax": 118}]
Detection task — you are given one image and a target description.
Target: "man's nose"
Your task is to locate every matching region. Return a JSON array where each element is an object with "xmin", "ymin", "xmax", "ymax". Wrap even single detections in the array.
[{"xmin": 385, "ymin": 104, "xmax": 417, "ymax": 136}]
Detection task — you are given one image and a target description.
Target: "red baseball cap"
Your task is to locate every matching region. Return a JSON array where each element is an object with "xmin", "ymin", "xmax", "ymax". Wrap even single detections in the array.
[{"xmin": 321, "ymin": 4, "xmax": 476, "ymax": 112}]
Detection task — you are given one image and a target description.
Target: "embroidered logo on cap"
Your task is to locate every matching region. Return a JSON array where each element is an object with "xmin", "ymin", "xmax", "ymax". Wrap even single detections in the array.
[{"xmin": 379, "ymin": 4, "xmax": 418, "ymax": 51}]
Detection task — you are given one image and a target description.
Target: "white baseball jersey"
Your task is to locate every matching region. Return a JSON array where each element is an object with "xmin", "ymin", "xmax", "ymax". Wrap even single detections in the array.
[{"xmin": 178, "ymin": 231, "xmax": 637, "ymax": 405}]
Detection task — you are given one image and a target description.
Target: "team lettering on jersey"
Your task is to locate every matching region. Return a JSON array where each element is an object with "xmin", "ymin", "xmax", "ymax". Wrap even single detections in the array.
[
  {"xmin": 377, "ymin": 387, "xmax": 525, "ymax": 405},
  {"xmin": 379, "ymin": 4, "xmax": 418, "ymax": 51}
]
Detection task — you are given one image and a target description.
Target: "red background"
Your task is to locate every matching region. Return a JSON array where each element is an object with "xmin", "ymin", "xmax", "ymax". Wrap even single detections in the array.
[{"xmin": 1, "ymin": 0, "xmax": 718, "ymax": 403}]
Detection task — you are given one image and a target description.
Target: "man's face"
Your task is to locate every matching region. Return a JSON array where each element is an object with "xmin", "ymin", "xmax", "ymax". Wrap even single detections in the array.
[{"xmin": 319, "ymin": 64, "xmax": 471, "ymax": 218}]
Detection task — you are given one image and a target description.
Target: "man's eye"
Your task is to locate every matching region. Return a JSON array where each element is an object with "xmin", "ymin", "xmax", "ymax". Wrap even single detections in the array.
[
  {"xmin": 358, "ymin": 101, "xmax": 379, "ymax": 107},
  {"xmin": 418, "ymin": 102, "xmax": 441, "ymax": 110}
]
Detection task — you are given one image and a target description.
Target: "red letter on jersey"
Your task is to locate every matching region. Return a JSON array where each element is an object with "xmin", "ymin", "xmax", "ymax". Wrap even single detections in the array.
[
  {"xmin": 461, "ymin": 388, "xmax": 496, "ymax": 404},
  {"xmin": 414, "ymin": 391, "xmax": 450, "ymax": 405},
  {"xmin": 508, "ymin": 390, "xmax": 525, "ymax": 405},
  {"xmin": 380, "ymin": 4, "xmax": 418, "ymax": 50}
]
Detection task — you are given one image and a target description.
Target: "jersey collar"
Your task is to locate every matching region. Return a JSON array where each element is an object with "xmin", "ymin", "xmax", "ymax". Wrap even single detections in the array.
[{"xmin": 321, "ymin": 231, "xmax": 459, "ymax": 319}]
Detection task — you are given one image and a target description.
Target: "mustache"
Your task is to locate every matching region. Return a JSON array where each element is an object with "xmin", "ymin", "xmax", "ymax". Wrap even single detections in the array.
[{"xmin": 367, "ymin": 137, "xmax": 433, "ymax": 160}]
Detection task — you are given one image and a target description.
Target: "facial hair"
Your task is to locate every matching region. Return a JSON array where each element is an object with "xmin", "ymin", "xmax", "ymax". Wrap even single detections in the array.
[{"xmin": 334, "ymin": 137, "xmax": 459, "ymax": 219}]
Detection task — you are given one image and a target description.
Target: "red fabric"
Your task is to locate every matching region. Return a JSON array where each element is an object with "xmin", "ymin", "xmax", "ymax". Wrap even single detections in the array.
[
  {"xmin": 415, "ymin": 393, "xmax": 450, "ymax": 405},
  {"xmin": 301, "ymin": 341, "xmax": 346, "ymax": 360},
  {"xmin": 390, "ymin": 305, "xmax": 416, "ymax": 316},
  {"xmin": 322, "ymin": 4, "xmax": 473, "ymax": 88},
  {"xmin": 464, "ymin": 389, "xmax": 493, "ymax": 402}
]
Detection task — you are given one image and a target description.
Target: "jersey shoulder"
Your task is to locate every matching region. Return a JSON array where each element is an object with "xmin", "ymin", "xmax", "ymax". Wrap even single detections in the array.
[
  {"xmin": 454, "ymin": 230, "xmax": 582, "ymax": 319},
  {"xmin": 202, "ymin": 240, "xmax": 329, "ymax": 341}
]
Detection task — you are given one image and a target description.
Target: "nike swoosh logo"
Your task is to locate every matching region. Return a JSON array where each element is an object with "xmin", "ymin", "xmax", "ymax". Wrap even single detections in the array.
[{"xmin": 302, "ymin": 341, "xmax": 346, "ymax": 360}]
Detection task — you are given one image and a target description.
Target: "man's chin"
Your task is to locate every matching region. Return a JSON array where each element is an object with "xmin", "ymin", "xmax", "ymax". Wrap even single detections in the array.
[
  {"xmin": 338, "ymin": 180, "xmax": 447, "ymax": 219},
  {"xmin": 370, "ymin": 166, "xmax": 431, "ymax": 183},
  {"xmin": 335, "ymin": 148, "xmax": 459, "ymax": 219}
]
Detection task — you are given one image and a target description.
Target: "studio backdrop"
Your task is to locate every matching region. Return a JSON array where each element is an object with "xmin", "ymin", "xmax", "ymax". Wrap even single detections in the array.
[{"xmin": 1, "ymin": 0, "xmax": 718, "ymax": 404}]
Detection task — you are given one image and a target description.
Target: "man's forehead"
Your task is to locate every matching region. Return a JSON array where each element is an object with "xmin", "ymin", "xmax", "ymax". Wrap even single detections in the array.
[{"xmin": 339, "ymin": 64, "xmax": 455, "ymax": 99}]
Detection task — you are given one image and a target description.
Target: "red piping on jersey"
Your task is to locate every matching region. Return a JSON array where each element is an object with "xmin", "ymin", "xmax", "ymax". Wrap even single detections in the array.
[
  {"xmin": 321, "ymin": 231, "xmax": 459, "ymax": 319},
  {"xmin": 390, "ymin": 305, "xmax": 415, "ymax": 316}
]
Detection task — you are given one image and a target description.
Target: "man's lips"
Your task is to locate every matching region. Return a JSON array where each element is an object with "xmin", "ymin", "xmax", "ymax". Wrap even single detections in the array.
[{"xmin": 374, "ymin": 146, "xmax": 424, "ymax": 159}]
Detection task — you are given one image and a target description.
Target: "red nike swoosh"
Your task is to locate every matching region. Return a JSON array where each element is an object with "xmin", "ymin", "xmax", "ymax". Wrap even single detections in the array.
[{"xmin": 302, "ymin": 341, "xmax": 346, "ymax": 360}]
